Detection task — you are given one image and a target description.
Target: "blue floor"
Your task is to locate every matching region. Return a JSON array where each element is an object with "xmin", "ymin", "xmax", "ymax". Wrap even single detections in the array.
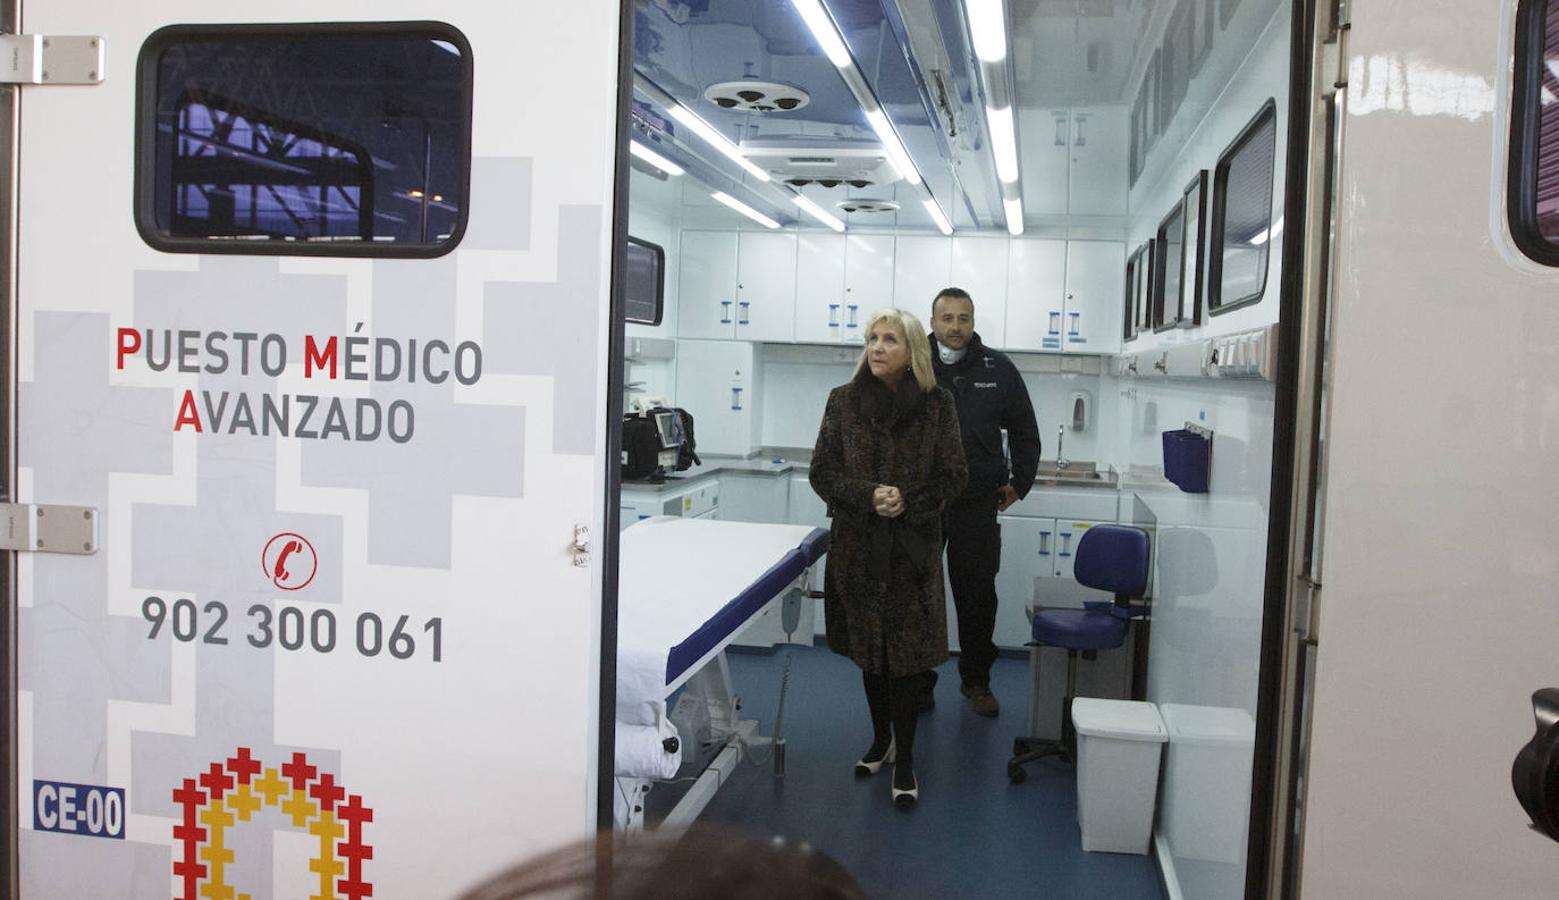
[{"xmin": 681, "ymin": 645, "xmax": 1166, "ymax": 900}]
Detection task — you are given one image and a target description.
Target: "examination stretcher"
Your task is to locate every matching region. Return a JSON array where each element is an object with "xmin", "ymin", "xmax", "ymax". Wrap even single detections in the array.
[{"xmin": 614, "ymin": 516, "xmax": 829, "ymax": 832}]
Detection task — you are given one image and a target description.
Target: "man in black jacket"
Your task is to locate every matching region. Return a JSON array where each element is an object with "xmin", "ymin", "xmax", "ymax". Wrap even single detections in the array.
[{"xmin": 929, "ymin": 288, "xmax": 1041, "ymax": 717}]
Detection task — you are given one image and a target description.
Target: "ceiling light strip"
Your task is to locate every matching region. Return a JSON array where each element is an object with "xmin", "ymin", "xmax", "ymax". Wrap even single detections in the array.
[
  {"xmin": 629, "ymin": 140, "xmax": 684, "ymax": 176},
  {"xmin": 922, "ymin": 198, "xmax": 953, "ymax": 236},
  {"xmin": 792, "ymin": 194, "xmax": 847, "ymax": 232},
  {"xmin": 965, "ymin": 0, "xmax": 1008, "ymax": 63},
  {"xmin": 1003, "ymin": 197, "xmax": 1024, "ymax": 235},
  {"xmin": 791, "ymin": 0, "xmax": 853, "ymax": 67},
  {"xmin": 863, "ymin": 108, "xmax": 923, "ymax": 187},
  {"xmin": 711, "ymin": 192, "xmax": 782, "ymax": 229},
  {"xmin": 986, "ymin": 105, "xmax": 1019, "ymax": 184},
  {"xmin": 669, "ymin": 105, "xmax": 771, "ymax": 182}
]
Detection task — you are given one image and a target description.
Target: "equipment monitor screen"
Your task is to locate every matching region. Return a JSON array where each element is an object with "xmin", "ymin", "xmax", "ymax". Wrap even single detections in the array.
[{"xmin": 653, "ymin": 410, "xmax": 679, "ymax": 450}]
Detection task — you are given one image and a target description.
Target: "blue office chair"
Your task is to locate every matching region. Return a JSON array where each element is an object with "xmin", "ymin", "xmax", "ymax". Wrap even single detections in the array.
[{"xmin": 1007, "ymin": 523, "xmax": 1151, "ymax": 783}]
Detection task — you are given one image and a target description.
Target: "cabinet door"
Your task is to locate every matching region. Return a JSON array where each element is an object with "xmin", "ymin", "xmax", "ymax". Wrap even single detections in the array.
[
  {"xmin": 949, "ymin": 236, "xmax": 1010, "ymax": 348},
  {"xmin": 842, "ymin": 233, "xmax": 894, "ymax": 340},
  {"xmin": 1067, "ymin": 106, "xmax": 1128, "ymax": 216},
  {"xmin": 735, "ymin": 231, "xmax": 797, "ymax": 342},
  {"xmin": 1018, "ymin": 108, "xmax": 1071, "ymax": 217},
  {"xmin": 994, "ymin": 515, "xmax": 1058, "ymax": 649},
  {"xmin": 718, "ymin": 472, "xmax": 790, "ymax": 524},
  {"xmin": 794, "ymin": 232, "xmax": 848, "ymax": 344},
  {"xmin": 1064, "ymin": 240, "xmax": 1124, "ymax": 354},
  {"xmin": 1004, "ymin": 239, "xmax": 1067, "ymax": 352},
  {"xmin": 892, "ymin": 235, "xmax": 951, "ymax": 312},
  {"xmin": 677, "ymin": 230, "xmax": 739, "ymax": 339},
  {"xmin": 674, "ymin": 340, "xmax": 758, "ymax": 456}
]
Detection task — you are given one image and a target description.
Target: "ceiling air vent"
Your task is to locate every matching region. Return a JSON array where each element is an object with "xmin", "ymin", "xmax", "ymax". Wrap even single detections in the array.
[
  {"xmin": 836, "ymin": 198, "xmax": 900, "ymax": 214},
  {"xmin": 702, "ymin": 81, "xmax": 810, "ymax": 113},
  {"xmin": 742, "ymin": 138, "xmax": 900, "ymax": 187}
]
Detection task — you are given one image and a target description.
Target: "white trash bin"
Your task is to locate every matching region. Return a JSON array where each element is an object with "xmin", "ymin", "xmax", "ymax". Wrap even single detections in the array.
[
  {"xmin": 1072, "ymin": 698, "xmax": 1167, "ymax": 854},
  {"xmin": 1158, "ymin": 704, "xmax": 1255, "ymax": 864}
]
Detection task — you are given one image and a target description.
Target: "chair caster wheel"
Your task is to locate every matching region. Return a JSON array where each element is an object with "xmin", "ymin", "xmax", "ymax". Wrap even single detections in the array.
[{"xmin": 1008, "ymin": 762, "xmax": 1027, "ymax": 784}]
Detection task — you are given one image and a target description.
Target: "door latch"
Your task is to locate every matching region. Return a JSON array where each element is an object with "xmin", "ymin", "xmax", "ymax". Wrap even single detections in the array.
[
  {"xmin": 0, "ymin": 503, "xmax": 99, "ymax": 554},
  {"xmin": 570, "ymin": 524, "xmax": 591, "ymax": 568},
  {"xmin": 0, "ymin": 34, "xmax": 105, "ymax": 85}
]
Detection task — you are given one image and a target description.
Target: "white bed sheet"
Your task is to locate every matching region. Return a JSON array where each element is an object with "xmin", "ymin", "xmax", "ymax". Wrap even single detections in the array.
[{"xmin": 616, "ymin": 516, "xmax": 820, "ymax": 726}]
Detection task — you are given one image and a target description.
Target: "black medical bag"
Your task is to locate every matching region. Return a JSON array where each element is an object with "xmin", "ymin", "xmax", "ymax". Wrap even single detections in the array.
[{"xmin": 620, "ymin": 407, "xmax": 699, "ymax": 481}]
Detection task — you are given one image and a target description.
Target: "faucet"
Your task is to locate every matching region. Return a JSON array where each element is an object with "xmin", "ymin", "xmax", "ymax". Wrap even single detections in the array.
[{"xmin": 1055, "ymin": 424, "xmax": 1069, "ymax": 471}]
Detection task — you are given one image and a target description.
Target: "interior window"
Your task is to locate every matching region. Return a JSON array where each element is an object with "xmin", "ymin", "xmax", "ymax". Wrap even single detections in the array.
[
  {"xmin": 136, "ymin": 24, "xmax": 472, "ymax": 257},
  {"xmin": 1154, "ymin": 201, "xmax": 1185, "ymax": 330},
  {"xmin": 1208, "ymin": 100, "xmax": 1277, "ymax": 313},
  {"xmin": 1510, "ymin": 0, "xmax": 1559, "ymax": 264}
]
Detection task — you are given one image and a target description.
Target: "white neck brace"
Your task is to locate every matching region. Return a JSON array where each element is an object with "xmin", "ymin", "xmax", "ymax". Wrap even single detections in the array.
[{"xmin": 937, "ymin": 341, "xmax": 968, "ymax": 365}]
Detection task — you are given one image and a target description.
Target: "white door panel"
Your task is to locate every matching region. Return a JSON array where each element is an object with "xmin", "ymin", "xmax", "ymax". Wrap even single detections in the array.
[
  {"xmin": 950, "ymin": 237, "xmax": 1010, "ymax": 349},
  {"xmin": 1004, "ymin": 239, "xmax": 1067, "ymax": 352},
  {"xmin": 1064, "ymin": 240, "xmax": 1124, "ymax": 354},
  {"xmin": 12, "ymin": 6, "xmax": 617, "ymax": 897},
  {"xmin": 678, "ymin": 230, "xmax": 739, "ymax": 339},
  {"xmin": 735, "ymin": 231, "xmax": 796, "ymax": 342},
  {"xmin": 892, "ymin": 235, "xmax": 951, "ymax": 312},
  {"xmin": 842, "ymin": 233, "xmax": 894, "ymax": 337},
  {"xmin": 794, "ymin": 232, "xmax": 848, "ymax": 343}
]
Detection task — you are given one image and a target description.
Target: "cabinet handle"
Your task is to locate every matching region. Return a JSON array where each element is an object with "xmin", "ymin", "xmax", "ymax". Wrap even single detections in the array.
[
  {"xmin": 828, "ymin": 303, "xmax": 840, "ymax": 327},
  {"xmin": 1054, "ymin": 114, "xmax": 1068, "ymax": 146},
  {"xmin": 1073, "ymin": 114, "xmax": 1088, "ymax": 147},
  {"xmin": 738, "ymin": 300, "xmax": 751, "ymax": 325},
  {"xmin": 1038, "ymin": 531, "xmax": 1051, "ymax": 556},
  {"xmin": 1058, "ymin": 532, "xmax": 1073, "ymax": 557},
  {"xmin": 1068, "ymin": 311, "xmax": 1081, "ymax": 335},
  {"xmin": 1048, "ymin": 311, "xmax": 1061, "ymax": 335},
  {"xmin": 731, "ymin": 386, "xmax": 743, "ymax": 411},
  {"xmin": 720, "ymin": 300, "xmax": 732, "ymax": 325},
  {"xmin": 847, "ymin": 304, "xmax": 859, "ymax": 328}
]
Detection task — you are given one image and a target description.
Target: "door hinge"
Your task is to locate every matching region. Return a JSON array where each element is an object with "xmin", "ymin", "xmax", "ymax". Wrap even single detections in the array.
[
  {"xmin": 0, "ymin": 34, "xmax": 104, "ymax": 85},
  {"xmin": 0, "ymin": 503, "xmax": 99, "ymax": 554}
]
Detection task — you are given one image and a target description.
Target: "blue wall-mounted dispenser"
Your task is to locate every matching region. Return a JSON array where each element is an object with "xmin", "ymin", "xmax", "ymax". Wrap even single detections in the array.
[{"xmin": 1162, "ymin": 424, "xmax": 1212, "ymax": 493}]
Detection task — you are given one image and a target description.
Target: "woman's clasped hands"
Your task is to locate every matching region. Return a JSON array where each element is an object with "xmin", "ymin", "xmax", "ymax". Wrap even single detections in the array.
[{"xmin": 872, "ymin": 485, "xmax": 905, "ymax": 518}]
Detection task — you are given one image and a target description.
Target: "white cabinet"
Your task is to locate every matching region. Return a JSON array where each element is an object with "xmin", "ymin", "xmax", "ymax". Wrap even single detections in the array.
[
  {"xmin": 949, "ymin": 237, "xmax": 1010, "ymax": 348},
  {"xmin": 792, "ymin": 233, "xmax": 890, "ymax": 344},
  {"xmin": 892, "ymin": 235, "xmax": 951, "ymax": 313},
  {"xmin": 718, "ymin": 471, "xmax": 790, "ymax": 524},
  {"xmin": 735, "ymin": 232, "xmax": 797, "ymax": 342},
  {"xmin": 842, "ymin": 234, "xmax": 894, "ymax": 336},
  {"xmin": 1068, "ymin": 106, "xmax": 1128, "ymax": 216},
  {"xmin": 793, "ymin": 232, "xmax": 849, "ymax": 344},
  {"xmin": 1004, "ymin": 239, "xmax": 1068, "ymax": 352},
  {"xmin": 677, "ymin": 230, "xmax": 795, "ymax": 341},
  {"xmin": 1019, "ymin": 108, "xmax": 1073, "ymax": 217},
  {"xmin": 674, "ymin": 340, "xmax": 762, "ymax": 457},
  {"xmin": 1016, "ymin": 106, "xmax": 1128, "ymax": 218},
  {"xmin": 1064, "ymin": 241, "xmax": 1124, "ymax": 354},
  {"xmin": 1004, "ymin": 239, "xmax": 1122, "ymax": 354},
  {"xmin": 677, "ymin": 231, "xmax": 740, "ymax": 340}
]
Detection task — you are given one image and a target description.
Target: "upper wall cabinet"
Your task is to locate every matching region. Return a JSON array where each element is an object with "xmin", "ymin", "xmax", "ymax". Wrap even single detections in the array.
[
  {"xmin": 949, "ymin": 237, "xmax": 1010, "ymax": 349},
  {"xmin": 1064, "ymin": 241, "xmax": 1124, "ymax": 354},
  {"xmin": 792, "ymin": 233, "xmax": 892, "ymax": 343},
  {"xmin": 1004, "ymin": 239, "xmax": 1124, "ymax": 353},
  {"xmin": 1004, "ymin": 239, "xmax": 1068, "ymax": 352},
  {"xmin": 892, "ymin": 235, "xmax": 952, "ymax": 313},
  {"xmin": 1019, "ymin": 106, "xmax": 1129, "ymax": 218},
  {"xmin": 677, "ymin": 230, "xmax": 796, "ymax": 342}
]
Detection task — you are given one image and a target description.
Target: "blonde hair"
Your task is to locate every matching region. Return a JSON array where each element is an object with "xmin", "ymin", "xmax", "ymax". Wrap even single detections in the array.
[{"xmin": 853, "ymin": 308, "xmax": 936, "ymax": 392}]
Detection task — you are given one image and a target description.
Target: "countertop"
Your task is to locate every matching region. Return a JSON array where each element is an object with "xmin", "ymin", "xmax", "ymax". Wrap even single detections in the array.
[{"xmin": 623, "ymin": 448, "xmax": 1121, "ymax": 492}]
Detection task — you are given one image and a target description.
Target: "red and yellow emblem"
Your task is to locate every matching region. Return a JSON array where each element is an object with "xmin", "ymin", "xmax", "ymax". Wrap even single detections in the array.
[{"xmin": 173, "ymin": 747, "xmax": 372, "ymax": 900}]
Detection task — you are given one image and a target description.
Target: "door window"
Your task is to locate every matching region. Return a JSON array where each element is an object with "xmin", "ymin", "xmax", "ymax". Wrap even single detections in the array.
[
  {"xmin": 1510, "ymin": 0, "xmax": 1559, "ymax": 264},
  {"xmin": 136, "ymin": 24, "xmax": 472, "ymax": 256}
]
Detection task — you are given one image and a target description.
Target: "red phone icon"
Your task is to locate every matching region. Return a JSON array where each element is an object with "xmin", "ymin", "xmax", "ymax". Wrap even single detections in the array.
[{"xmin": 273, "ymin": 540, "xmax": 302, "ymax": 583}]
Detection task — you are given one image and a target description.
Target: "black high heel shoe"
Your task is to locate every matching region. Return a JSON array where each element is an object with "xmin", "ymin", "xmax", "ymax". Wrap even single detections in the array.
[{"xmin": 854, "ymin": 738, "xmax": 896, "ymax": 777}]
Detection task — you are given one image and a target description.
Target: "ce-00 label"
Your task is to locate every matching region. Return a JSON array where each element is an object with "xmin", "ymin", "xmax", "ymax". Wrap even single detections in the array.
[
  {"xmin": 34, "ymin": 781, "xmax": 126, "ymax": 839},
  {"xmin": 141, "ymin": 598, "xmax": 443, "ymax": 662}
]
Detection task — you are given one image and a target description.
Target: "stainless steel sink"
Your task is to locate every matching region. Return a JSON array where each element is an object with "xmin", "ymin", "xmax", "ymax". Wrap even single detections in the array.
[{"xmin": 1033, "ymin": 460, "xmax": 1115, "ymax": 487}]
